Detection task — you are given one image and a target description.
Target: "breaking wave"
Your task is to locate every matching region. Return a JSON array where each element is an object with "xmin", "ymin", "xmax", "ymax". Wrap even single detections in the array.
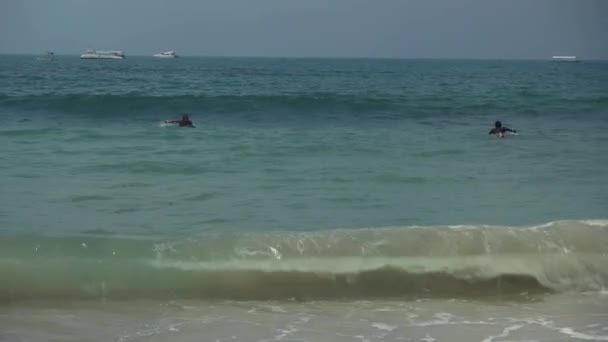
[{"xmin": 1, "ymin": 220, "xmax": 607, "ymax": 301}]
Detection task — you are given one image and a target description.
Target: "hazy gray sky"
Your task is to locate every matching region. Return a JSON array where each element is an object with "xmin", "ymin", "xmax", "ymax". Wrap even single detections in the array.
[{"xmin": 1, "ymin": 0, "xmax": 606, "ymax": 58}]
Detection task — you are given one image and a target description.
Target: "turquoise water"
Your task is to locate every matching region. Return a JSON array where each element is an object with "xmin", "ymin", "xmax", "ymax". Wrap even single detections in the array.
[
  {"xmin": 2, "ymin": 55, "xmax": 608, "ymax": 341},
  {"xmin": 2, "ymin": 57, "xmax": 607, "ymax": 235},
  {"xmin": 1, "ymin": 56, "xmax": 608, "ymax": 299}
]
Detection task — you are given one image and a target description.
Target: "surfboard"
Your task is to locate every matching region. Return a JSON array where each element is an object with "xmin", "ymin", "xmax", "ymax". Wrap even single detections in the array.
[
  {"xmin": 160, "ymin": 121, "xmax": 195, "ymax": 128},
  {"xmin": 495, "ymin": 131, "xmax": 518, "ymax": 138}
]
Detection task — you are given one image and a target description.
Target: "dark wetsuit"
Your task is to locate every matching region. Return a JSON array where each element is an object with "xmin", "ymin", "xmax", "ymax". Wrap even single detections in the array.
[
  {"xmin": 178, "ymin": 119, "xmax": 193, "ymax": 127},
  {"xmin": 488, "ymin": 127, "xmax": 516, "ymax": 135},
  {"xmin": 167, "ymin": 119, "xmax": 193, "ymax": 127}
]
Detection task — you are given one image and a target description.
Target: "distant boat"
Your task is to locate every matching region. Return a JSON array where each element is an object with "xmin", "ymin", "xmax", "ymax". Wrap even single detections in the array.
[
  {"xmin": 39, "ymin": 51, "xmax": 55, "ymax": 60},
  {"xmin": 552, "ymin": 56, "xmax": 579, "ymax": 63},
  {"xmin": 153, "ymin": 51, "xmax": 179, "ymax": 58},
  {"xmin": 80, "ymin": 49, "xmax": 126, "ymax": 60}
]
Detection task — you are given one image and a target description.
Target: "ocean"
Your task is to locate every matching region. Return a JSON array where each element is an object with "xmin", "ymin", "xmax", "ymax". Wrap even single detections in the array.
[{"xmin": 1, "ymin": 55, "xmax": 607, "ymax": 341}]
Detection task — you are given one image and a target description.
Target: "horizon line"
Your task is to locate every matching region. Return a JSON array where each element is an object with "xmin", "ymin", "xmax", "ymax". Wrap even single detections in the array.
[{"xmin": 0, "ymin": 53, "xmax": 605, "ymax": 61}]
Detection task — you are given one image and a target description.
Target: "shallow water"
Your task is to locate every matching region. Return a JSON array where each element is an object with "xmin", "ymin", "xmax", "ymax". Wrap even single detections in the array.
[{"xmin": 2, "ymin": 295, "xmax": 608, "ymax": 342}]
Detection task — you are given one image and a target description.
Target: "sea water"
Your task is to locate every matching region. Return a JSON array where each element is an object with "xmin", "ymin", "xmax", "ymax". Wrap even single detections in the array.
[{"xmin": 1, "ymin": 56, "xmax": 607, "ymax": 341}]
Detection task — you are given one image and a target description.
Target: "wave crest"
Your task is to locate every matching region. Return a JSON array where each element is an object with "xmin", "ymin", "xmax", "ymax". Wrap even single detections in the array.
[{"xmin": 1, "ymin": 220, "xmax": 607, "ymax": 301}]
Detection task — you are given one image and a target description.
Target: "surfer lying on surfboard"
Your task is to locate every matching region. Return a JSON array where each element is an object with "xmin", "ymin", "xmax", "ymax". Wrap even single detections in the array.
[
  {"xmin": 165, "ymin": 114, "xmax": 194, "ymax": 127},
  {"xmin": 488, "ymin": 121, "xmax": 517, "ymax": 138}
]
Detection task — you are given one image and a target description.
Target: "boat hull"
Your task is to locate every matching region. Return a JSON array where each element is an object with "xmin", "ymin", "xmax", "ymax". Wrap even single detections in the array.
[
  {"xmin": 551, "ymin": 56, "xmax": 579, "ymax": 63},
  {"xmin": 80, "ymin": 54, "xmax": 125, "ymax": 60},
  {"xmin": 153, "ymin": 53, "xmax": 178, "ymax": 58}
]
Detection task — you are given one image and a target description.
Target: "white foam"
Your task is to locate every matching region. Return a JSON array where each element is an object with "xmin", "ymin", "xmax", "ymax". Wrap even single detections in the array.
[
  {"xmin": 511, "ymin": 317, "xmax": 608, "ymax": 341},
  {"xmin": 298, "ymin": 316, "xmax": 311, "ymax": 323},
  {"xmin": 527, "ymin": 221, "xmax": 559, "ymax": 230},
  {"xmin": 274, "ymin": 325, "xmax": 297, "ymax": 340},
  {"xmin": 268, "ymin": 305, "xmax": 287, "ymax": 313},
  {"xmin": 420, "ymin": 334, "xmax": 436, "ymax": 342},
  {"xmin": 558, "ymin": 327, "xmax": 608, "ymax": 341},
  {"xmin": 448, "ymin": 225, "xmax": 489, "ymax": 230},
  {"xmin": 118, "ymin": 325, "xmax": 163, "ymax": 342},
  {"xmin": 480, "ymin": 324, "xmax": 524, "ymax": 342},
  {"xmin": 152, "ymin": 242, "xmax": 177, "ymax": 257},
  {"xmin": 268, "ymin": 246, "xmax": 282, "ymax": 260},
  {"xmin": 371, "ymin": 322, "xmax": 397, "ymax": 331},
  {"xmin": 410, "ymin": 312, "xmax": 453, "ymax": 327},
  {"xmin": 296, "ymin": 239, "xmax": 305, "ymax": 255},
  {"xmin": 582, "ymin": 220, "xmax": 608, "ymax": 227},
  {"xmin": 234, "ymin": 248, "xmax": 277, "ymax": 258}
]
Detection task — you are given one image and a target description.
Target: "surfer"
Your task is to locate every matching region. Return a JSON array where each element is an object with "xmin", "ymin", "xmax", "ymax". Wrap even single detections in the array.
[
  {"xmin": 488, "ymin": 121, "xmax": 517, "ymax": 138},
  {"xmin": 165, "ymin": 114, "xmax": 194, "ymax": 127}
]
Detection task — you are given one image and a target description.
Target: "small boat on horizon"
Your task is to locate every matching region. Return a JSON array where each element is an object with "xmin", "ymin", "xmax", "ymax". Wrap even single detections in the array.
[
  {"xmin": 35, "ymin": 51, "xmax": 55, "ymax": 61},
  {"xmin": 153, "ymin": 51, "xmax": 179, "ymax": 58},
  {"xmin": 552, "ymin": 56, "xmax": 579, "ymax": 63},
  {"xmin": 80, "ymin": 49, "xmax": 126, "ymax": 60}
]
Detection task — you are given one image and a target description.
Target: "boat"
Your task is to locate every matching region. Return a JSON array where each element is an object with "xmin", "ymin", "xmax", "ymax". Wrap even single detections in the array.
[
  {"xmin": 37, "ymin": 51, "xmax": 55, "ymax": 60},
  {"xmin": 153, "ymin": 51, "xmax": 179, "ymax": 58},
  {"xmin": 80, "ymin": 49, "xmax": 126, "ymax": 60},
  {"xmin": 552, "ymin": 56, "xmax": 579, "ymax": 63}
]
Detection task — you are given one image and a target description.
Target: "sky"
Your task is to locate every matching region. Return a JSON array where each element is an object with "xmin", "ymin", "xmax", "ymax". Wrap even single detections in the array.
[{"xmin": 0, "ymin": 0, "xmax": 607, "ymax": 59}]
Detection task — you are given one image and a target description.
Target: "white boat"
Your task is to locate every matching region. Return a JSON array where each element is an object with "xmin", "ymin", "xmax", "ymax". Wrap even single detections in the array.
[
  {"xmin": 153, "ymin": 51, "xmax": 179, "ymax": 58},
  {"xmin": 80, "ymin": 49, "xmax": 126, "ymax": 60},
  {"xmin": 552, "ymin": 56, "xmax": 579, "ymax": 63}
]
